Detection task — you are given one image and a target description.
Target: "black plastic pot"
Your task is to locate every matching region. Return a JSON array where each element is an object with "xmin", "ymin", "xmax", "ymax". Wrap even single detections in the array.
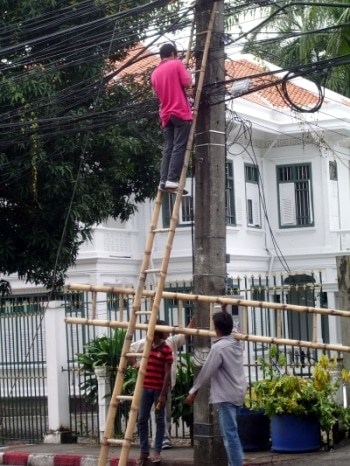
[{"xmin": 237, "ymin": 407, "xmax": 270, "ymax": 452}]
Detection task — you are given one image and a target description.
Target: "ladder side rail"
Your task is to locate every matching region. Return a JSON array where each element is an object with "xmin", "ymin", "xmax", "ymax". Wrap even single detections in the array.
[
  {"xmin": 101, "ymin": 4, "xmax": 219, "ymax": 465},
  {"xmin": 119, "ymin": 6, "xmax": 218, "ymax": 464},
  {"xmin": 177, "ymin": 0, "xmax": 218, "ymax": 198},
  {"xmin": 98, "ymin": 200, "xmax": 164, "ymax": 465},
  {"xmin": 156, "ymin": 0, "xmax": 218, "ymax": 293}
]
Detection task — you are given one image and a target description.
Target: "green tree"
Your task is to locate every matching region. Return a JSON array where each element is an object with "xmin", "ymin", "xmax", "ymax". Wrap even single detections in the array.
[
  {"xmin": 0, "ymin": 0, "xmax": 185, "ymax": 289},
  {"xmin": 238, "ymin": 0, "xmax": 350, "ymax": 97}
]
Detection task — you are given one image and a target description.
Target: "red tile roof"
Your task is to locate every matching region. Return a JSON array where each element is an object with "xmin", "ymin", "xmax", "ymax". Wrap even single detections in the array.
[
  {"xmin": 226, "ymin": 59, "xmax": 321, "ymax": 109},
  {"xmin": 111, "ymin": 45, "xmax": 159, "ymax": 83},
  {"xmin": 113, "ymin": 45, "xmax": 328, "ymax": 110}
]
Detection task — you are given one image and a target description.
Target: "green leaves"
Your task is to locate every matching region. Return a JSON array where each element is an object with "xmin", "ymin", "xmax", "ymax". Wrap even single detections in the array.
[
  {"xmin": 76, "ymin": 328, "xmax": 127, "ymax": 370},
  {"xmin": 171, "ymin": 353, "xmax": 194, "ymax": 428},
  {"xmin": 241, "ymin": 0, "xmax": 350, "ymax": 97},
  {"xmin": 0, "ymin": 0, "xmax": 166, "ymax": 289},
  {"xmin": 251, "ymin": 348, "xmax": 350, "ymax": 433},
  {"xmin": 75, "ymin": 329, "xmax": 127, "ymax": 404}
]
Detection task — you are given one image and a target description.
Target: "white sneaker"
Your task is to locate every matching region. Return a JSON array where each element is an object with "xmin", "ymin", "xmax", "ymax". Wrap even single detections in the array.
[
  {"xmin": 164, "ymin": 181, "xmax": 188, "ymax": 195},
  {"xmin": 165, "ymin": 181, "xmax": 179, "ymax": 189},
  {"xmin": 162, "ymin": 440, "xmax": 172, "ymax": 449}
]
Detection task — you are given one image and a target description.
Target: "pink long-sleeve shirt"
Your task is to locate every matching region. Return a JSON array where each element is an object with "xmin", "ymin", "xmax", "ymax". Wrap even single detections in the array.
[{"xmin": 151, "ymin": 59, "xmax": 193, "ymax": 127}]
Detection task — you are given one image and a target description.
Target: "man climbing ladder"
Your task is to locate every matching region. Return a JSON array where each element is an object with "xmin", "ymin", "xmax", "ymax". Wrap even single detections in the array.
[{"xmin": 151, "ymin": 43, "xmax": 193, "ymax": 193}]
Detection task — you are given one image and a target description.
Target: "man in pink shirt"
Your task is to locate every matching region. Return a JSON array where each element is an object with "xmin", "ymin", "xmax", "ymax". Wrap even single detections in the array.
[{"xmin": 151, "ymin": 43, "xmax": 193, "ymax": 192}]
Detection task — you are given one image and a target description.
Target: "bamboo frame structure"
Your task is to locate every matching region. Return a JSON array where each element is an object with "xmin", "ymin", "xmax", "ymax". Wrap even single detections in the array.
[
  {"xmin": 67, "ymin": 282, "xmax": 350, "ymax": 353},
  {"xmin": 65, "ymin": 317, "xmax": 350, "ymax": 354},
  {"xmin": 68, "ymin": 283, "xmax": 350, "ymax": 318}
]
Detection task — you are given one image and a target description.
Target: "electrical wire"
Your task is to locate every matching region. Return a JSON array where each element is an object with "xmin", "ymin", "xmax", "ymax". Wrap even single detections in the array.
[{"xmin": 226, "ymin": 108, "xmax": 291, "ymax": 273}]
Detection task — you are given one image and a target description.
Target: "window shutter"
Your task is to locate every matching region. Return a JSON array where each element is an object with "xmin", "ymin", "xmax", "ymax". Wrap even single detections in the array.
[
  {"xmin": 307, "ymin": 179, "xmax": 313, "ymax": 224},
  {"xmin": 246, "ymin": 183, "xmax": 261, "ymax": 227},
  {"xmin": 330, "ymin": 180, "xmax": 339, "ymax": 230},
  {"xmin": 235, "ymin": 181, "xmax": 244, "ymax": 225},
  {"xmin": 180, "ymin": 179, "xmax": 194, "ymax": 224},
  {"xmin": 279, "ymin": 182, "xmax": 296, "ymax": 226}
]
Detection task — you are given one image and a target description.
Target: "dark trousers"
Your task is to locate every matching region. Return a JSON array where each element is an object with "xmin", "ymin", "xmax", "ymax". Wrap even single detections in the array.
[
  {"xmin": 138, "ymin": 388, "xmax": 165, "ymax": 454},
  {"xmin": 161, "ymin": 116, "xmax": 191, "ymax": 183}
]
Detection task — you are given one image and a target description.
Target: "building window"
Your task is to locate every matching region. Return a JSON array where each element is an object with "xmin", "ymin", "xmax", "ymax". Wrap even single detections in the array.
[
  {"xmin": 245, "ymin": 164, "xmax": 261, "ymax": 228},
  {"xmin": 329, "ymin": 161, "xmax": 337, "ymax": 181},
  {"xmin": 226, "ymin": 160, "xmax": 235, "ymax": 225},
  {"xmin": 329, "ymin": 161, "xmax": 339, "ymax": 230},
  {"xmin": 277, "ymin": 163, "xmax": 314, "ymax": 227},
  {"xmin": 162, "ymin": 180, "xmax": 193, "ymax": 228}
]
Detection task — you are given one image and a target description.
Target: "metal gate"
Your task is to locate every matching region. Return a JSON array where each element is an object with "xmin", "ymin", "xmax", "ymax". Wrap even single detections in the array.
[{"xmin": 0, "ymin": 295, "xmax": 47, "ymax": 444}]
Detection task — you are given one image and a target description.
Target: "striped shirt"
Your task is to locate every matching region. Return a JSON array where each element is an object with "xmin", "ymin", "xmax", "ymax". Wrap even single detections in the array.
[{"xmin": 144, "ymin": 341, "xmax": 173, "ymax": 391}]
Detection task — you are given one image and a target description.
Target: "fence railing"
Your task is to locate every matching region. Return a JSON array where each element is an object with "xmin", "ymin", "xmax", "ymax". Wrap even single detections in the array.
[
  {"xmin": 65, "ymin": 270, "xmax": 350, "ymax": 443},
  {"xmin": 1, "ymin": 271, "xmax": 346, "ymax": 445},
  {"xmin": 0, "ymin": 296, "xmax": 47, "ymax": 444}
]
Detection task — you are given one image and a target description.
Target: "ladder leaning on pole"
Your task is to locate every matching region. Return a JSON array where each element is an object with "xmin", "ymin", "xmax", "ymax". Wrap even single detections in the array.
[{"xmin": 98, "ymin": 4, "xmax": 219, "ymax": 466}]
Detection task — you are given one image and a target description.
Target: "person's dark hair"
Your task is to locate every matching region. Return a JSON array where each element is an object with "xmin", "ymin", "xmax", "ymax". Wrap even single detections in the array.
[
  {"xmin": 213, "ymin": 311, "xmax": 233, "ymax": 336},
  {"xmin": 159, "ymin": 43, "xmax": 177, "ymax": 59},
  {"xmin": 155, "ymin": 319, "xmax": 168, "ymax": 339}
]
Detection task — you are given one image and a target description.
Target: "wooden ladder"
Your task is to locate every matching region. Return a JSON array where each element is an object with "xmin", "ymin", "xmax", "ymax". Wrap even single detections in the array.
[{"xmin": 98, "ymin": 4, "xmax": 218, "ymax": 465}]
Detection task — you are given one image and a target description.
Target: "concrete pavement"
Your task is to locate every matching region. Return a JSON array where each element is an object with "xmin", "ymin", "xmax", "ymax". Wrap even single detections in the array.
[{"xmin": 1, "ymin": 440, "xmax": 350, "ymax": 465}]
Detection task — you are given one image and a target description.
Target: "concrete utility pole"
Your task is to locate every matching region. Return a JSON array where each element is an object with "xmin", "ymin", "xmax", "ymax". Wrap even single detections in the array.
[
  {"xmin": 193, "ymin": 1, "xmax": 227, "ymax": 465},
  {"xmin": 336, "ymin": 256, "xmax": 350, "ymax": 403}
]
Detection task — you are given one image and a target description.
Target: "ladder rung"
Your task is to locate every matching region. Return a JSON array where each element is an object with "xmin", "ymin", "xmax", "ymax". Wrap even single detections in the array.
[
  {"xmin": 107, "ymin": 439, "xmax": 131, "ymax": 446},
  {"xmin": 153, "ymin": 228, "xmax": 171, "ymax": 233},
  {"xmin": 117, "ymin": 395, "xmax": 134, "ymax": 401},
  {"xmin": 144, "ymin": 268, "xmax": 161, "ymax": 273},
  {"xmin": 125, "ymin": 352, "xmax": 143, "ymax": 358},
  {"xmin": 197, "ymin": 30, "xmax": 210, "ymax": 36},
  {"xmin": 135, "ymin": 311, "xmax": 152, "ymax": 315}
]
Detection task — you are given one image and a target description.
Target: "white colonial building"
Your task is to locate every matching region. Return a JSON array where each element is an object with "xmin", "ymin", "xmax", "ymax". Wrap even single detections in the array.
[{"xmin": 5, "ymin": 54, "xmax": 350, "ymax": 347}]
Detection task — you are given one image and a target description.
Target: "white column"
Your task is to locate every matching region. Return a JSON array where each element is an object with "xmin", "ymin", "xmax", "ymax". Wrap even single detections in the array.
[
  {"xmin": 44, "ymin": 300, "xmax": 70, "ymax": 441},
  {"xmin": 94, "ymin": 366, "xmax": 111, "ymax": 441}
]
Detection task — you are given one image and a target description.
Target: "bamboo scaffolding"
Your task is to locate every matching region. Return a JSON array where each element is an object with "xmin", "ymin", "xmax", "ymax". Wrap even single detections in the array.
[
  {"xmin": 68, "ymin": 283, "xmax": 350, "ymax": 318},
  {"xmin": 65, "ymin": 316, "xmax": 350, "ymax": 353}
]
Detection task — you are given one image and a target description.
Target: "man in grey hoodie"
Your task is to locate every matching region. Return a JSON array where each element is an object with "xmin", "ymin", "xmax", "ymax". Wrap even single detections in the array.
[{"xmin": 185, "ymin": 311, "xmax": 247, "ymax": 466}]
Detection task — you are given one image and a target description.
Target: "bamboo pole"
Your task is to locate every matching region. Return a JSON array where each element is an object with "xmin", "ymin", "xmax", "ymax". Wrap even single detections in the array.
[
  {"xmin": 242, "ymin": 306, "xmax": 248, "ymax": 335},
  {"xmin": 209, "ymin": 302, "xmax": 215, "ymax": 331},
  {"xmin": 65, "ymin": 317, "xmax": 350, "ymax": 354},
  {"xmin": 68, "ymin": 283, "xmax": 350, "ymax": 318},
  {"xmin": 178, "ymin": 299, "xmax": 183, "ymax": 328},
  {"xmin": 312, "ymin": 313, "xmax": 318, "ymax": 343},
  {"xmin": 276, "ymin": 309, "xmax": 282, "ymax": 339},
  {"xmin": 119, "ymin": 293, "xmax": 124, "ymax": 321},
  {"xmin": 91, "ymin": 292, "xmax": 97, "ymax": 319}
]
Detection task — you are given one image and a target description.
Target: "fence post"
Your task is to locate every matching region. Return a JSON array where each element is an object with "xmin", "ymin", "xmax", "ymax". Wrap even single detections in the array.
[
  {"xmin": 44, "ymin": 300, "xmax": 70, "ymax": 443},
  {"xmin": 94, "ymin": 366, "xmax": 111, "ymax": 442},
  {"xmin": 336, "ymin": 256, "xmax": 350, "ymax": 406}
]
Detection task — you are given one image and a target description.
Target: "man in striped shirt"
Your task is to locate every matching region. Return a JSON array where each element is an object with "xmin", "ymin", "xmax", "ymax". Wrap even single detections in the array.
[{"xmin": 137, "ymin": 322, "xmax": 173, "ymax": 465}]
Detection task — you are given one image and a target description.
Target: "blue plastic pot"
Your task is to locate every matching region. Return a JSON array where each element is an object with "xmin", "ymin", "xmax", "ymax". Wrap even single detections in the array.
[
  {"xmin": 237, "ymin": 407, "xmax": 270, "ymax": 452},
  {"xmin": 271, "ymin": 414, "xmax": 320, "ymax": 453}
]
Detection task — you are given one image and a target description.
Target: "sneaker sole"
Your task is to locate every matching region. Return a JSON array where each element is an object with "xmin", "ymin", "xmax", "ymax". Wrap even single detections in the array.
[{"xmin": 159, "ymin": 187, "xmax": 189, "ymax": 195}]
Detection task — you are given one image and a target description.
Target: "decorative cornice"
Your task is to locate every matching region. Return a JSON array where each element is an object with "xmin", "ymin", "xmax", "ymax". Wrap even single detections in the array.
[{"xmin": 230, "ymin": 133, "xmax": 315, "ymax": 149}]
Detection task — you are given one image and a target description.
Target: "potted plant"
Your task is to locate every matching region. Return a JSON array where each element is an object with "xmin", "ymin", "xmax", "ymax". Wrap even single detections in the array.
[
  {"xmin": 250, "ymin": 346, "xmax": 350, "ymax": 453},
  {"xmin": 75, "ymin": 328, "xmax": 133, "ymax": 437},
  {"xmin": 237, "ymin": 392, "xmax": 270, "ymax": 452}
]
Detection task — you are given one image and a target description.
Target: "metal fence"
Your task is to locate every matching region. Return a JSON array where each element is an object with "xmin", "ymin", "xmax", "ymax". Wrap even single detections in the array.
[
  {"xmin": 0, "ymin": 295, "xmax": 47, "ymax": 444},
  {"xmin": 0, "ymin": 272, "xmax": 328, "ymax": 444}
]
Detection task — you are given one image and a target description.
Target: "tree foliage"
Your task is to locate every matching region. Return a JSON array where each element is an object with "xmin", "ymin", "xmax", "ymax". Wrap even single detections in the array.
[
  {"xmin": 0, "ymin": 0, "xmax": 181, "ymax": 288},
  {"xmin": 239, "ymin": 0, "xmax": 350, "ymax": 97}
]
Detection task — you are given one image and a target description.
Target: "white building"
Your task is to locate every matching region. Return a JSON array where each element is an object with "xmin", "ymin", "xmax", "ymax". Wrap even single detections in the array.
[{"xmin": 6, "ymin": 54, "xmax": 350, "ymax": 347}]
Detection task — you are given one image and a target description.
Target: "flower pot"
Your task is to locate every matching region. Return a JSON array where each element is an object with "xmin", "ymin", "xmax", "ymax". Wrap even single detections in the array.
[
  {"xmin": 237, "ymin": 407, "xmax": 270, "ymax": 452},
  {"xmin": 271, "ymin": 414, "xmax": 320, "ymax": 453}
]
